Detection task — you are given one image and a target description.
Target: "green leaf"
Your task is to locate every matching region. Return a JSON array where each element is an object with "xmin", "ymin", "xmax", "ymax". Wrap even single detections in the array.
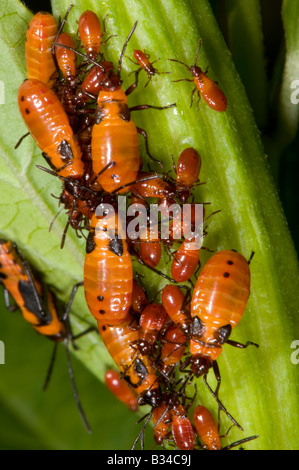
[
  {"xmin": 0, "ymin": 0, "xmax": 147, "ymax": 450},
  {"xmin": 0, "ymin": 0, "xmax": 298, "ymax": 450}
]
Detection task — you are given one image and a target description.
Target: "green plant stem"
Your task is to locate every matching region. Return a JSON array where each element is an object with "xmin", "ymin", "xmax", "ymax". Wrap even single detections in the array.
[{"xmin": 0, "ymin": 0, "xmax": 298, "ymax": 450}]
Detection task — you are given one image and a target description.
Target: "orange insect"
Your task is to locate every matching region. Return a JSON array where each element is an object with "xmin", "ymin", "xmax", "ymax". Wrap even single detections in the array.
[
  {"xmin": 25, "ymin": 11, "xmax": 58, "ymax": 86},
  {"xmin": 131, "ymin": 279, "xmax": 149, "ymax": 315},
  {"xmin": 170, "ymin": 40, "xmax": 227, "ymax": 112},
  {"xmin": 18, "ymin": 79, "xmax": 84, "ymax": 179},
  {"xmin": 153, "ymin": 403, "xmax": 171, "ymax": 446},
  {"xmin": 91, "ymin": 81, "xmax": 141, "ymax": 193},
  {"xmin": 83, "ymin": 211, "xmax": 133, "ymax": 326},
  {"xmin": 0, "ymin": 240, "xmax": 91, "ymax": 431},
  {"xmin": 136, "ymin": 303, "xmax": 168, "ymax": 356},
  {"xmin": 138, "ymin": 225, "xmax": 162, "ymax": 268},
  {"xmin": 78, "ymin": 10, "xmax": 103, "ymax": 60},
  {"xmin": 75, "ymin": 61, "xmax": 114, "ymax": 104},
  {"xmin": 55, "ymin": 32, "xmax": 76, "ymax": 83},
  {"xmin": 193, "ymin": 405, "xmax": 221, "ymax": 450},
  {"xmin": 159, "ymin": 324, "xmax": 188, "ymax": 376},
  {"xmin": 171, "ymin": 237, "xmax": 201, "ymax": 283},
  {"xmin": 193, "ymin": 405, "xmax": 258, "ymax": 450},
  {"xmin": 187, "ymin": 250, "xmax": 258, "ymax": 394},
  {"xmin": 130, "ymin": 171, "xmax": 174, "ymax": 199},
  {"xmin": 105, "ymin": 369, "xmax": 138, "ymax": 411},
  {"xmin": 130, "ymin": 50, "xmax": 169, "ymax": 87},
  {"xmin": 171, "ymin": 403, "xmax": 195, "ymax": 450},
  {"xmin": 98, "ymin": 313, "xmax": 162, "ymax": 407},
  {"xmin": 174, "ymin": 148, "xmax": 201, "ymax": 202},
  {"xmin": 161, "ymin": 284, "xmax": 191, "ymax": 336}
]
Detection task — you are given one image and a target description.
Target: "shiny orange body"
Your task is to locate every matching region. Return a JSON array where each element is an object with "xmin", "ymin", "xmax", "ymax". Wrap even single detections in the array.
[
  {"xmin": 138, "ymin": 304, "xmax": 168, "ymax": 355},
  {"xmin": 171, "ymin": 239, "xmax": 201, "ymax": 282},
  {"xmin": 18, "ymin": 79, "xmax": 84, "ymax": 179},
  {"xmin": 190, "ymin": 250, "xmax": 251, "ymax": 360},
  {"xmin": 91, "ymin": 88, "xmax": 140, "ymax": 193},
  {"xmin": 78, "ymin": 10, "xmax": 102, "ymax": 60},
  {"xmin": 139, "ymin": 225, "xmax": 162, "ymax": 268},
  {"xmin": 55, "ymin": 32, "xmax": 76, "ymax": 80},
  {"xmin": 105, "ymin": 369, "xmax": 138, "ymax": 411},
  {"xmin": 0, "ymin": 240, "xmax": 66, "ymax": 340},
  {"xmin": 131, "ymin": 279, "xmax": 149, "ymax": 314},
  {"xmin": 133, "ymin": 50, "xmax": 157, "ymax": 77},
  {"xmin": 160, "ymin": 324, "xmax": 188, "ymax": 374},
  {"xmin": 131, "ymin": 171, "xmax": 173, "ymax": 199},
  {"xmin": 176, "ymin": 148, "xmax": 201, "ymax": 202},
  {"xmin": 193, "ymin": 405, "xmax": 221, "ymax": 450},
  {"xmin": 161, "ymin": 285, "xmax": 190, "ymax": 330},
  {"xmin": 25, "ymin": 12, "xmax": 58, "ymax": 86},
  {"xmin": 76, "ymin": 62, "xmax": 114, "ymax": 104},
  {"xmin": 191, "ymin": 66, "xmax": 227, "ymax": 112},
  {"xmin": 171, "ymin": 404, "xmax": 195, "ymax": 450},
  {"xmin": 97, "ymin": 314, "xmax": 161, "ymax": 406},
  {"xmin": 84, "ymin": 213, "xmax": 133, "ymax": 325},
  {"xmin": 153, "ymin": 403, "xmax": 171, "ymax": 445}
]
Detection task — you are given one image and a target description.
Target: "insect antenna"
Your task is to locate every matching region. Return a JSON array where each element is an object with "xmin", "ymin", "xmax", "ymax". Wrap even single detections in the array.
[
  {"xmin": 117, "ymin": 21, "xmax": 138, "ymax": 78},
  {"xmin": 64, "ymin": 337, "xmax": 92, "ymax": 433}
]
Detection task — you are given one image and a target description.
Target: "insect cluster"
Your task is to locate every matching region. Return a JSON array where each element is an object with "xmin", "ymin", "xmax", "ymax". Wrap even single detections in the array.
[{"xmin": 1, "ymin": 6, "xmax": 259, "ymax": 450}]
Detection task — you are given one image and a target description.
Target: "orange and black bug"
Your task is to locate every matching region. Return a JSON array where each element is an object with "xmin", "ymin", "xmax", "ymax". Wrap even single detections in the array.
[
  {"xmin": 138, "ymin": 225, "xmax": 162, "ymax": 268},
  {"xmin": 171, "ymin": 237, "xmax": 202, "ymax": 283},
  {"xmin": 173, "ymin": 148, "xmax": 201, "ymax": 202},
  {"xmin": 161, "ymin": 284, "xmax": 191, "ymax": 336},
  {"xmin": 183, "ymin": 250, "xmax": 258, "ymax": 399},
  {"xmin": 169, "ymin": 40, "xmax": 227, "ymax": 112},
  {"xmin": 131, "ymin": 279, "xmax": 149, "ymax": 315},
  {"xmin": 130, "ymin": 171, "xmax": 174, "ymax": 199},
  {"xmin": 78, "ymin": 10, "xmax": 116, "ymax": 62},
  {"xmin": 98, "ymin": 313, "xmax": 162, "ymax": 408},
  {"xmin": 159, "ymin": 324, "xmax": 188, "ymax": 377},
  {"xmin": 193, "ymin": 405, "xmax": 221, "ymax": 450},
  {"xmin": 171, "ymin": 403, "xmax": 195, "ymax": 450},
  {"xmin": 129, "ymin": 50, "xmax": 169, "ymax": 87},
  {"xmin": 75, "ymin": 61, "xmax": 114, "ymax": 105},
  {"xmin": 91, "ymin": 83, "xmax": 141, "ymax": 193},
  {"xmin": 78, "ymin": 10, "xmax": 103, "ymax": 61},
  {"xmin": 25, "ymin": 11, "xmax": 58, "ymax": 86},
  {"xmin": 0, "ymin": 240, "xmax": 92, "ymax": 431},
  {"xmin": 18, "ymin": 79, "xmax": 84, "ymax": 179},
  {"xmin": 105, "ymin": 369, "xmax": 138, "ymax": 411},
  {"xmin": 135, "ymin": 303, "xmax": 168, "ymax": 356},
  {"xmin": 153, "ymin": 403, "xmax": 171, "ymax": 446},
  {"xmin": 53, "ymin": 31, "xmax": 80, "ymax": 125},
  {"xmin": 193, "ymin": 405, "xmax": 258, "ymax": 450},
  {"xmin": 55, "ymin": 32, "xmax": 77, "ymax": 84},
  {"xmin": 83, "ymin": 211, "xmax": 133, "ymax": 326}
]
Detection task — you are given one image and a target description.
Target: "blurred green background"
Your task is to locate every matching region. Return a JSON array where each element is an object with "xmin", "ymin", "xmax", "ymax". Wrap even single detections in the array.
[{"xmin": 0, "ymin": 0, "xmax": 298, "ymax": 450}]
